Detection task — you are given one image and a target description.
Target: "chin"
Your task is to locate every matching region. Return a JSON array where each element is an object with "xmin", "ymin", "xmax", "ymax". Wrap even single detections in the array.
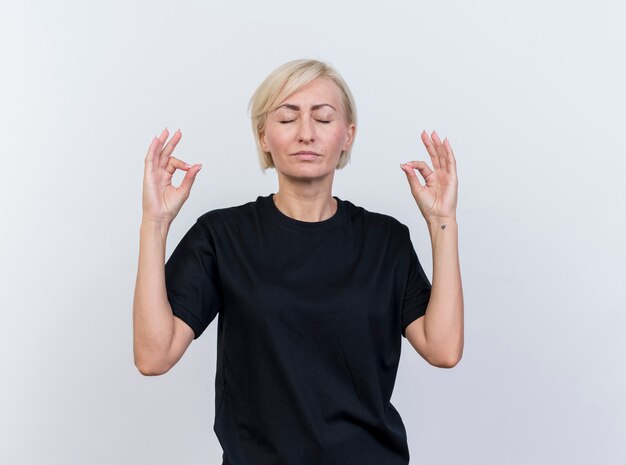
[{"xmin": 282, "ymin": 166, "xmax": 334, "ymax": 180}]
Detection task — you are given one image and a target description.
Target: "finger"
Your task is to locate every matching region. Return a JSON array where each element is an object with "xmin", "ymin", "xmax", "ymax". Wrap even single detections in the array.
[
  {"xmin": 400, "ymin": 161, "xmax": 429, "ymax": 194},
  {"xmin": 178, "ymin": 164, "xmax": 203, "ymax": 197},
  {"xmin": 431, "ymin": 130, "xmax": 449, "ymax": 172},
  {"xmin": 420, "ymin": 130, "xmax": 441, "ymax": 170},
  {"xmin": 153, "ymin": 128, "xmax": 168, "ymax": 169},
  {"xmin": 144, "ymin": 136, "xmax": 159, "ymax": 174},
  {"xmin": 158, "ymin": 129, "xmax": 183, "ymax": 170},
  {"xmin": 402, "ymin": 160, "xmax": 433, "ymax": 184},
  {"xmin": 165, "ymin": 156, "xmax": 192, "ymax": 176},
  {"xmin": 157, "ymin": 127, "xmax": 168, "ymax": 144},
  {"xmin": 443, "ymin": 138, "xmax": 458, "ymax": 177}
]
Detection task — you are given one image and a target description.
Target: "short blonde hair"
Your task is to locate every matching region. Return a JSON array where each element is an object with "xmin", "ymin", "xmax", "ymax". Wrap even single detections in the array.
[{"xmin": 248, "ymin": 58, "xmax": 357, "ymax": 172}]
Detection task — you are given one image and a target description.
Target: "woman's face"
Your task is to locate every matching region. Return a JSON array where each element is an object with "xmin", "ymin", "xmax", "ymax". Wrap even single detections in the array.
[{"xmin": 261, "ymin": 77, "xmax": 355, "ymax": 182}]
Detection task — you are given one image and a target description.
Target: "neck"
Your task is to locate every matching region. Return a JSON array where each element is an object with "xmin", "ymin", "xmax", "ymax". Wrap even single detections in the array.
[{"xmin": 272, "ymin": 189, "xmax": 337, "ymax": 222}]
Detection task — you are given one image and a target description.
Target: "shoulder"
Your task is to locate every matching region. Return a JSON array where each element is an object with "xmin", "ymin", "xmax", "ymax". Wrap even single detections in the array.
[
  {"xmin": 343, "ymin": 198, "xmax": 410, "ymax": 239},
  {"xmin": 196, "ymin": 197, "xmax": 258, "ymax": 229}
]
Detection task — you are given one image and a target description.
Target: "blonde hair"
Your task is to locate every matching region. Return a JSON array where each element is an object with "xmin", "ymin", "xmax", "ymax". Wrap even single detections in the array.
[{"xmin": 248, "ymin": 58, "xmax": 357, "ymax": 171}]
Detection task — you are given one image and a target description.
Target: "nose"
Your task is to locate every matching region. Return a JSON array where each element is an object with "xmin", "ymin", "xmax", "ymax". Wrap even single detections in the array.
[{"xmin": 296, "ymin": 117, "xmax": 315, "ymax": 143}]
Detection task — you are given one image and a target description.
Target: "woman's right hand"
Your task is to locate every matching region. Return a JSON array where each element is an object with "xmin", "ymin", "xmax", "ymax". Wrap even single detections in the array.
[{"xmin": 142, "ymin": 128, "xmax": 202, "ymax": 225}]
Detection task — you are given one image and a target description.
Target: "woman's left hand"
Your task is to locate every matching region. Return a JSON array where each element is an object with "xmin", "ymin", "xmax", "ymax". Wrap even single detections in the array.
[{"xmin": 400, "ymin": 130, "xmax": 458, "ymax": 222}]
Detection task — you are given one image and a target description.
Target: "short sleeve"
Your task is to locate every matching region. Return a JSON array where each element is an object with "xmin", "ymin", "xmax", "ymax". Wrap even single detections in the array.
[
  {"xmin": 164, "ymin": 216, "xmax": 222, "ymax": 340},
  {"xmin": 400, "ymin": 226, "xmax": 432, "ymax": 338}
]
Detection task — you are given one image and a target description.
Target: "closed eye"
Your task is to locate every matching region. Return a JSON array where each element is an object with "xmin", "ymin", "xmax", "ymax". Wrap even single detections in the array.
[{"xmin": 278, "ymin": 119, "xmax": 331, "ymax": 124}]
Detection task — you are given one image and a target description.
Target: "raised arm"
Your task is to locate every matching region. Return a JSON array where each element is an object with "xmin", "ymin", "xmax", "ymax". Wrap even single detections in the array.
[
  {"xmin": 133, "ymin": 128, "xmax": 202, "ymax": 375},
  {"xmin": 400, "ymin": 130, "xmax": 464, "ymax": 368}
]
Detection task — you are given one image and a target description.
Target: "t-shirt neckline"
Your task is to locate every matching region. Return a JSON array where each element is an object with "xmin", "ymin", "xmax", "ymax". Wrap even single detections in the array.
[{"xmin": 261, "ymin": 192, "xmax": 347, "ymax": 233}]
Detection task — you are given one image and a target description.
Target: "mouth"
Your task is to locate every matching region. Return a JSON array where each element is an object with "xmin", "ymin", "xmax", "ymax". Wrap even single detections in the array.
[{"xmin": 291, "ymin": 151, "xmax": 321, "ymax": 161}]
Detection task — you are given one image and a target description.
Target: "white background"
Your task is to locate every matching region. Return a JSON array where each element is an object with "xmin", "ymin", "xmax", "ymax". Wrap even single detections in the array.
[{"xmin": 2, "ymin": 1, "xmax": 625, "ymax": 464}]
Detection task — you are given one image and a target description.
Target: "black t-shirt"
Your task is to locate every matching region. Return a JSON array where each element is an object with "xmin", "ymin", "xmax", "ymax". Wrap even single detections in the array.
[{"xmin": 164, "ymin": 193, "xmax": 432, "ymax": 465}]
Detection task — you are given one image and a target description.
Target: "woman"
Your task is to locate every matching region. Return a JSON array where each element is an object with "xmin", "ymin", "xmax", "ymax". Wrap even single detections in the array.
[{"xmin": 133, "ymin": 58, "xmax": 463, "ymax": 464}]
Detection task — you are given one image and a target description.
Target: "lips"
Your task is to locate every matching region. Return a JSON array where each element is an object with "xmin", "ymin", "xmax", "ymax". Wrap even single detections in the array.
[
  {"xmin": 291, "ymin": 151, "xmax": 320, "ymax": 156},
  {"xmin": 291, "ymin": 151, "xmax": 321, "ymax": 161}
]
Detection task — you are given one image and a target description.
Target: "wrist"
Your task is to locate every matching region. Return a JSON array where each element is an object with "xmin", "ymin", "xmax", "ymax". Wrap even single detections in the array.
[
  {"xmin": 140, "ymin": 217, "xmax": 171, "ymax": 236},
  {"xmin": 426, "ymin": 216, "xmax": 457, "ymax": 228}
]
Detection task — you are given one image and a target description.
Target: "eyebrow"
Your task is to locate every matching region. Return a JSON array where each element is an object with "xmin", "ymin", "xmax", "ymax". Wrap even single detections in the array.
[{"xmin": 275, "ymin": 103, "xmax": 337, "ymax": 112}]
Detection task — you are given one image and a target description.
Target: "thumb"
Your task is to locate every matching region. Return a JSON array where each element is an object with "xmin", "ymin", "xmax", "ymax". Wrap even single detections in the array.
[{"xmin": 179, "ymin": 164, "xmax": 202, "ymax": 197}]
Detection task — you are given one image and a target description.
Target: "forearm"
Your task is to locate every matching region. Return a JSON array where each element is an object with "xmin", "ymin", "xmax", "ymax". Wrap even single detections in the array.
[
  {"xmin": 133, "ymin": 220, "xmax": 175, "ymax": 373},
  {"xmin": 423, "ymin": 217, "xmax": 464, "ymax": 366}
]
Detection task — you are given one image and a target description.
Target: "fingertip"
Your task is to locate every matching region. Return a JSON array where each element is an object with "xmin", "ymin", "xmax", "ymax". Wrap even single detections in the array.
[{"xmin": 189, "ymin": 164, "xmax": 201, "ymax": 176}]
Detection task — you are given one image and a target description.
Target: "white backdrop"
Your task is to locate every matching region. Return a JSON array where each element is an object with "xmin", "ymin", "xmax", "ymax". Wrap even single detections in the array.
[{"xmin": 2, "ymin": 1, "xmax": 625, "ymax": 464}]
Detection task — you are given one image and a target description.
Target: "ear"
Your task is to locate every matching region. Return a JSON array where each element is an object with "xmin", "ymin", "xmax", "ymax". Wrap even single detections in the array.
[
  {"xmin": 260, "ymin": 130, "xmax": 269, "ymax": 152},
  {"xmin": 343, "ymin": 123, "xmax": 356, "ymax": 151}
]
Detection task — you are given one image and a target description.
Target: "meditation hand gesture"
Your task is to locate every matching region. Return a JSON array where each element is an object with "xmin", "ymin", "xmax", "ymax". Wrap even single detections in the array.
[
  {"xmin": 400, "ymin": 130, "xmax": 458, "ymax": 223},
  {"xmin": 142, "ymin": 128, "xmax": 202, "ymax": 225}
]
